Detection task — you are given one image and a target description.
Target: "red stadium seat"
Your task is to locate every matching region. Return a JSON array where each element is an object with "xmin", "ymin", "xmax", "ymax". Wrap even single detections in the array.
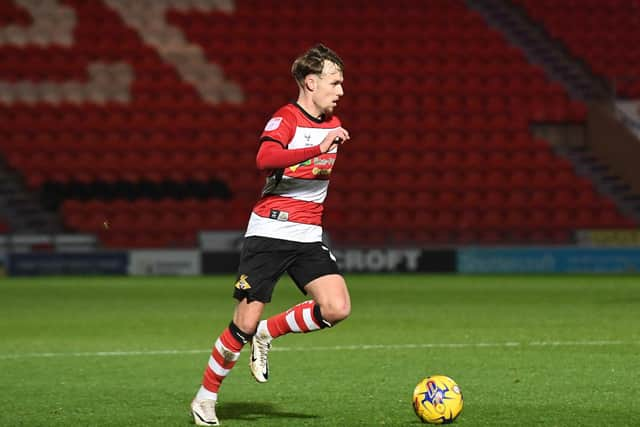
[
  {"xmin": 1, "ymin": 0, "xmax": 633, "ymax": 248},
  {"xmin": 515, "ymin": 0, "xmax": 639, "ymax": 98}
]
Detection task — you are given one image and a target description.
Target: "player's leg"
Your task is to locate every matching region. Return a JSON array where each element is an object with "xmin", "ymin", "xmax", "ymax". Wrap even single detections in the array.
[
  {"xmin": 193, "ymin": 237, "xmax": 289, "ymax": 425},
  {"xmin": 192, "ymin": 299, "xmax": 264, "ymax": 426},
  {"xmin": 256, "ymin": 273, "xmax": 349, "ymax": 337},
  {"xmin": 304, "ymin": 273, "xmax": 351, "ymax": 325},
  {"xmin": 197, "ymin": 299, "xmax": 264, "ymax": 399},
  {"xmin": 250, "ymin": 243, "xmax": 348, "ymax": 383}
]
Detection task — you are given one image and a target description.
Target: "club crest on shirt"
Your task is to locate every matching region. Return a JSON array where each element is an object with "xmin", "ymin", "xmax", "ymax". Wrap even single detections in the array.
[
  {"xmin": 264, "ymin": 117, "xmax": 282, "ymax": 131},
  {"xmin": 234, "ymin": 274, "xmax": 251, "ymax": 290}
]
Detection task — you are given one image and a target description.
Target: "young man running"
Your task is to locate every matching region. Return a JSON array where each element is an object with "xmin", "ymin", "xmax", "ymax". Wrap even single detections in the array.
[{"xmin": 191, "ymin": 43, "xmax": 351, "ymax": 426}]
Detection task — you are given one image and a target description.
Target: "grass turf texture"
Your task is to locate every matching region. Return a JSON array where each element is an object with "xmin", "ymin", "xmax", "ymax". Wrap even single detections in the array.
[{"xmin": 1, "ymin": 275, "xmax": 639, "ymax": 426}]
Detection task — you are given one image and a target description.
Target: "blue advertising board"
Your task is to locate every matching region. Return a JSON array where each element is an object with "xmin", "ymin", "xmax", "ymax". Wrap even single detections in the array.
[
  {"xmin": 458, "ymin": 247, "xmax": 640, "ymax": 273},
  {"xmin": 8, "ymin": 252, "xmax": 128, "ymax": 276}
]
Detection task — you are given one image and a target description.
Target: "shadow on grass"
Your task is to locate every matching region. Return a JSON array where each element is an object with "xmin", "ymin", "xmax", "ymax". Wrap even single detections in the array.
[{"xmin": 217, "ymin": 401, "xmax": 320, "ymax": 422}]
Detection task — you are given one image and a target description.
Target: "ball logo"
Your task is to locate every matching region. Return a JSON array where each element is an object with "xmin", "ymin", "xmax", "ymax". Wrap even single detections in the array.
[
  {"xmin": 420, "ymin": 380, "xmax": 448, "ymax": 414},
  {"xmin": 425, "ymin": 380, "xmax": 444, "ymax": 403}
]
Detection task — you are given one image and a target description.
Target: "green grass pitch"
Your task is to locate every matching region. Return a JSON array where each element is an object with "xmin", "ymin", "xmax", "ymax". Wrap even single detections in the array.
[{"xmin": 1, "ymin": 274, "xmax": 639, "ymax": 426}]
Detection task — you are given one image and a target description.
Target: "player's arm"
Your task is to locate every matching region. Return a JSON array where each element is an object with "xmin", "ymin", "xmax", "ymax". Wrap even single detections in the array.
[
  {"xmin": 256, "ymin": 139, "xmax": 321, "ymax": 170},
  {"xmin": 256, "ymin": 127, "xmax": 350, "ymax": 170}
]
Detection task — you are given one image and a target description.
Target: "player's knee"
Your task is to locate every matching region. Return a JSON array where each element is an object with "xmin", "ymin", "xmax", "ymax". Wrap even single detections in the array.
[
  {"xmin": 234, "ymin": 319, "xmax": 258, "ymax": 336},
  {"xmin": 322, "ymin": 299, "xmax": 351, "ymax": 324}
]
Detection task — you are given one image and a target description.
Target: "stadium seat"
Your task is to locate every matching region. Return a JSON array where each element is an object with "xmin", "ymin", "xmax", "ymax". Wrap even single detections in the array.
[
  {"xmin": 515, "ymin": 0, "xmax": 640, "ymax": 98},
  {"xmin": 1, "ymin": 0, "xmax": 635, "ymax": 248}
]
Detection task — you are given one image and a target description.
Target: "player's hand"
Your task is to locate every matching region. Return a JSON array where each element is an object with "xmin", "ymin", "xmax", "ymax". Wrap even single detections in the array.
[{"xmin": 319, "ymin": 127, "xmax": 350, "ymax": 153}]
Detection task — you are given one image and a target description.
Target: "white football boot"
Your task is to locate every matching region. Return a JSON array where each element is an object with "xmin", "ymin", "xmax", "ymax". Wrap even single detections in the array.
[
  {"xmin": 191, "ymin": 399, "xmax": 219, "ymax": 426},
  {"xmin": 249, "ymin": 327, "xmax": 272, "ymax": 383}
]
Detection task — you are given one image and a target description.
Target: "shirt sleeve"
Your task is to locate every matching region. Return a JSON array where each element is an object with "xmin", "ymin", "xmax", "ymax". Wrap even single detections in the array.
[
  {"xmin": 256, "ymin": 140, "xmax": 322, "ymax": 170},
  {"xmin": 256, "ymin": 107, "xmax": 322, "ymax": 170},
  {"xmin": 259, "ymin": 108, "xmax": 296, "ymax": 147}
]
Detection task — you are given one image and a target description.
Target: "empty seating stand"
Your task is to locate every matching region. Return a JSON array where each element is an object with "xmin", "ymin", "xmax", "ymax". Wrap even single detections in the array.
[
  {"xmin": 516, "ymin": 0, "xmax": 640, "ymax": 98},
  {"xmin": 0, "ymin": 0, "xmax": 635, "ymax": 248}
]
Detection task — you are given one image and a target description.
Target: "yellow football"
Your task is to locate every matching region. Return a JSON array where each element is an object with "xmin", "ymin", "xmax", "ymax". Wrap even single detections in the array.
[{"xmin": 412, "ymin": 375, "xmax": 463, "ymax": 424}]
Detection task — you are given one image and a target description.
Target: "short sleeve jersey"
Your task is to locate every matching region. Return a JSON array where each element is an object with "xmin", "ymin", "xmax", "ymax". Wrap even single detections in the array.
[{"xmin": 244, "ymin": 103, "xmax": 341, "ymax": 243}]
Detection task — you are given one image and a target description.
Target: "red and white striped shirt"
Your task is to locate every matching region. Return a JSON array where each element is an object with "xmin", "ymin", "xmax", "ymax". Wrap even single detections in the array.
[{"xmin": 245, "ymin": 103, "xmax": 341, "ymax": 242}]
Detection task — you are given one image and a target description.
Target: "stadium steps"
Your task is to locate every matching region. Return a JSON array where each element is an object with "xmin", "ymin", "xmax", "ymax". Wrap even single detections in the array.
[
  {"xmin": 0, "ymin": 161, "xmax": 65, "ymax": 233},
  {"xmin": 513, "ymin": 0, "xmax": 640, "ymax": 99},
  {"xmin": 554, "ymin": 144, "xmax": 640, "ymax": 222},
  {"xmin": 530, "ymin": 122, "xmax": 640, "ymax": 220},
  {"xmin": 467, "ymin": 0, "xmax": 640, "ymax": 223},
  {"xmin": 466, "ymin": 0, "xmax": 611, "ymax": 102}
]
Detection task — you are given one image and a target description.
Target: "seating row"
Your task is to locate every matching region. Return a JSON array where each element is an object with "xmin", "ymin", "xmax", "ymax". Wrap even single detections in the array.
[{"xmin": 0, "ymin": 0, "xmax": 635, "ymax": 247}]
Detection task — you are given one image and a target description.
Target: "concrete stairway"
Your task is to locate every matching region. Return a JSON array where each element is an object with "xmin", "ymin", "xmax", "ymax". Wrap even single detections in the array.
[
  {"xmin": 0, "ymin": 161, "xmax": 65, "ymax": 234},
  {"xmin": 466, "ymin": 0, "xmax": 611, "ymax": 102},
  {"xmin": 466, "ymin": 0, "xmax": 640, "ymax": 222}
]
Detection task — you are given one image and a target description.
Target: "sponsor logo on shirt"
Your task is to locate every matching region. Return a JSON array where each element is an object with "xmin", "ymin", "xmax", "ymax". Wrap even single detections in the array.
[
  {"xmin": 314, "ymin": 157, "xmax": 335, "ymax": 166},
  {"xmin": 312, "ymin": 167, "xmax": 332, "ymax": 176},
  {"xmin": 290, "ymin": 159, "xmax": 312, "ymax": 172},
  {"xmin": 269, "ymin": 209, "xmax": 289, "ymax": 221}
]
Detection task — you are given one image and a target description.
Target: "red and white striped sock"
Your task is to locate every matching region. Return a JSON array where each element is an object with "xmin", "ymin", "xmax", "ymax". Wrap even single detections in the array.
[
  {"xmin": 197, "ymin": 322, "xmax": 250, "ymax": 400},
  {"xmin": 261, "ymin": 300, "xmax": 330, "ymax": 339}
]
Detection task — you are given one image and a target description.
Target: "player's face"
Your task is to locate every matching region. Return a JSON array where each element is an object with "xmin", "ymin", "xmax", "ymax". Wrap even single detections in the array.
[{"xmin": 313, "ymin": 60, "xmax": 344, "ymax": 116}]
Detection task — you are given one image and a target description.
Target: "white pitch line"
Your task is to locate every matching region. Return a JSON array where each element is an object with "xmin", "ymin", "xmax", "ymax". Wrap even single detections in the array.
[{"xmin": 0, "ymin": 340, "xmax": 637, "ymax": 360}]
